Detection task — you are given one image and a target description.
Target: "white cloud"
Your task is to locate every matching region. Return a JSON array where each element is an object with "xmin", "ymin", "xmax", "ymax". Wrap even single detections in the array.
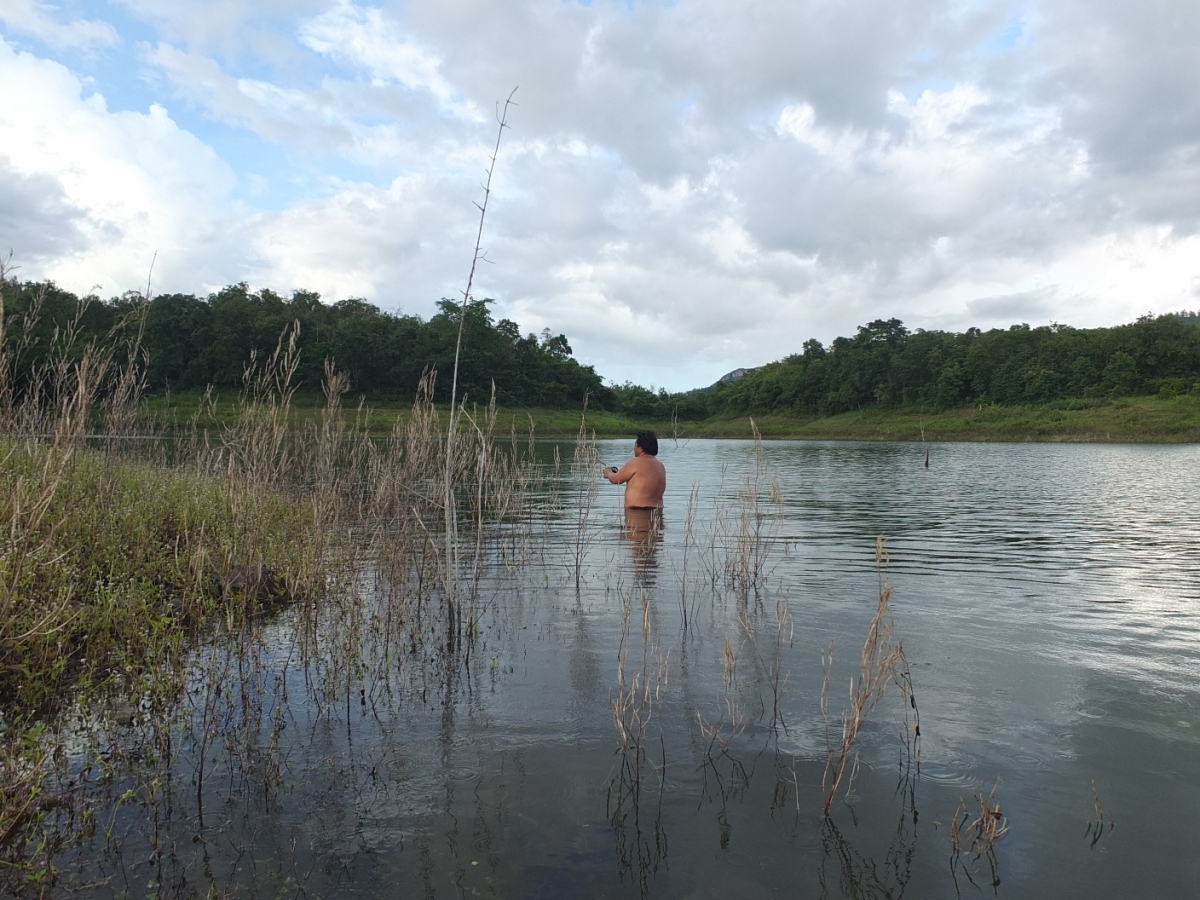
[
  {"xmin": 2, "ymin": 0, "xmax": 1199, "ymax": 389},
  {"xmin": 0, "ymin": 38, "xmax": 242, "ymax": 296},
  {"xmin": 0, "ymin": 0, "xmax": 118, "ymax": 49},
  {"xmin": 299, "ymin": 1, "xmax": 478, "ymax": 120},
  {"xmin": 148, "ymin": 43, "xmax": 334, "ymax": 143}
]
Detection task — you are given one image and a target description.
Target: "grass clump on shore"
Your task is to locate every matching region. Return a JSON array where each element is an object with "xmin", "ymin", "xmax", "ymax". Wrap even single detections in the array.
[{"xmin": 0, "ymin": 440, "xmax": 320, "ymax": 720}]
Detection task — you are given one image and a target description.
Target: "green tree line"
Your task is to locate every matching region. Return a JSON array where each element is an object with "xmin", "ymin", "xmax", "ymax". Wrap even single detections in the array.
[
  {"xmin": 5, "ymin": 277, "xmax": 1199, "ymax": 421},
  {"xmin": 0, "ymin": 280, "xmax": 611, "ymax": 409},
  {"xmin": 704, "ymin": 313, "xmax": 1200, "ymax": 418}
]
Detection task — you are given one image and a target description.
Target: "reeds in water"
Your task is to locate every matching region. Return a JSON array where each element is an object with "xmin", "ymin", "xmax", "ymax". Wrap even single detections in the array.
[
  {"xmin": 568, "ymin": 401, "xmax": 601, "ymax": 590},
  {"xmin": 822, "ymin": 537, "xmax": 918, "ymax": 816},
  {"xmin": 948, "ymin": 780, "xmax": 1009, "ymax": 889},
  {"xmin": 1085, "ymin": 780, "xmax": 1114, "ymax": 848},
  {"xmin": 0, "ymin": 273, "xmax": 553, "ymax": 887}
]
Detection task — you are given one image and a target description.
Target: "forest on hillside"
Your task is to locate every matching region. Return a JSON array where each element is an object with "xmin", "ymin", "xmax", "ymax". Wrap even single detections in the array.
[
  {"xmin": 705, "ymin": 314, "xmax": 1200, "ymax": 419},
  {"xmin": 0, "ymin": 281, "xmax": 611, "ymax": 410},
  {"xmin": 3, "ymin": 278, "xmax": 1200, "ymax": 421}
]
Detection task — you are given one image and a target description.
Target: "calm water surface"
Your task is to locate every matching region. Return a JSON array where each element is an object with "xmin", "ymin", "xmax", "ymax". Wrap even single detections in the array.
[{"xmin": 73, "ymin": 440, "xmax": 1200, "ymax": 897}]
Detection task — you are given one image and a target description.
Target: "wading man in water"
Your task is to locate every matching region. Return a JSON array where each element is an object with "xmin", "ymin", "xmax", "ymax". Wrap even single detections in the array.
[
  {"xmin": 603, "ymin": 432, "xmax": 667, "ymax": 582},
  {"xmin": 603, "ymin": 430, "xmax": 666, "ymax": 528},
  {"xmin": 602, "ymin": 431, "xmax": 666, "ymax": 508}
]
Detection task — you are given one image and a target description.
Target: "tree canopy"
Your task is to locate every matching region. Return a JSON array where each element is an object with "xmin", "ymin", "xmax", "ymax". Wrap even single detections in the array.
[
  {"xmin": 706, "ymin": 314, "xmax": 1200, "ymax": 418},
  {"xmin": 4, "ymin": 277, "xmax": 1199, "ymax": 420},
  {"xmin": 0, "ymin": 281, "xmax": 611, "ymax": 409}
]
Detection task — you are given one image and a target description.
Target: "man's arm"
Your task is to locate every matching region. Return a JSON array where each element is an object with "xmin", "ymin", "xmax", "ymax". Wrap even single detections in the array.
[{"xmin": 603, "ymin": 460, "xmax": 635, "ymax": 484}]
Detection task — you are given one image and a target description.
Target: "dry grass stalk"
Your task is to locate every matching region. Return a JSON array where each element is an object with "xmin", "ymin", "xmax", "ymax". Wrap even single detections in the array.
[
  {"xmin": 610, "ymin": 587, "xmax": 669, "ymax": 786},
  {"xmin": 732, "ymin": 586, "xmax": 794, "ymax": 734},
  {"xmin": 568, "ymin": 399, "xmax": 601, "ymax": 590},
  {"xmin": 442, "ymin": 88, "xmax": 518, "ymax": 647},
  {"xmin": 822, "ymin": 536, "xmax": 915, "ymax": 816},
  {"xmin": 695, "ymin": 636, "xmax": 751, "ymax": 758},
  {"xmin": 948, "ymin": 780, "xmax": 1009, "ymax": 888},
  {"xmin": 100, "ymin": 276, "xmax": 151, "ymax": 459},
  {"xmin": 706, "ymin": 420, "xmax": 782, "ymax": 596},
  {"xmin": 1085, "ymin": 780, "xmax": 1114, "ymax": 847},
  {"xmin": 672, "ymin": 483, "xmax": 701, "ymax": 628}
]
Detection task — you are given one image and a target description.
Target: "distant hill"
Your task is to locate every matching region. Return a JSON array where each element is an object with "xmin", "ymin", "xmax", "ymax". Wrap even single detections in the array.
[{"xmin": 718, "ymin": 367, "xmax": 751, "ymax": 383}]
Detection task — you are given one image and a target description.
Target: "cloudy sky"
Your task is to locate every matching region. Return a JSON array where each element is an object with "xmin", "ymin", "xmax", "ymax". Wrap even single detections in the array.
[{"xmin": 1, "ymin": 0, "xmax": 1198, "ymax": 389}]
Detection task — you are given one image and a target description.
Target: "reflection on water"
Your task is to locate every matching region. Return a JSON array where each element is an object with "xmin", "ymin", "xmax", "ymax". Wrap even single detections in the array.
[
  {"xmin": 33, "ymin": 440, "xmax": 1200, "ymax": 897},
  {"xmin": 622, "ymin": 507, "xmax": 663, "ymax": 588}
]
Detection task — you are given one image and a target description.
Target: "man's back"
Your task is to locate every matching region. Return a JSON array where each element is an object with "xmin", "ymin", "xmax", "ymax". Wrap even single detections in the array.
[{"xmin": 612, "ymin": 454, "xmax": 666, "ymax": 509}]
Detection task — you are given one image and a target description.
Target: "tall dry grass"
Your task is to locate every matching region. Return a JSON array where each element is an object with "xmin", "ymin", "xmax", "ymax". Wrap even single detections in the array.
[
  {"xmin": 0, "ymin": 269, "xmax": 549, "ymax": 886},
  {"xmin": 822, "ymin": 537, "xmax": 918, "ymax": 816}
]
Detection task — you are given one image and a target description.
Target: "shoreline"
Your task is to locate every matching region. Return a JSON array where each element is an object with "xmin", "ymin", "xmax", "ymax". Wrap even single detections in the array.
[{"xmin": 140, "ymin": 393, "xmax": 1200, "ymax": 443}]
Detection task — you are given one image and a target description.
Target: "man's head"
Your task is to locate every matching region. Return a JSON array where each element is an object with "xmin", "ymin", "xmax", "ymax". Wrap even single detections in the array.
[{"xmin": 634, "ymin": 431, "xmax": 659, "ymax": 457}]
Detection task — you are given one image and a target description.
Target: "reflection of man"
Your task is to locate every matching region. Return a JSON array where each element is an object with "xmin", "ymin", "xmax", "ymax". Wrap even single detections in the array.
[
  {"xmin": 602, "ymin": 431, "xmax": 666, "ymax": 509},
  {"xmin": 622, "ymin": 507, "xmax": 662, "ymax": 585}
]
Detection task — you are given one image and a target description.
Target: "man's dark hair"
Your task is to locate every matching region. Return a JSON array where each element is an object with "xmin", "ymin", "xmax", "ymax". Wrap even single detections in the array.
[{"xmin": 635, "ymin": 431, "xmax": 658, "ymax": 456}]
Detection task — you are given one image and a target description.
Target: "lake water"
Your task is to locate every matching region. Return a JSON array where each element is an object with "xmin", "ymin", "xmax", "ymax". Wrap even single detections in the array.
[{"xmin": 61, "ymin": 439, "xmax": 1200, "ymax": 897}]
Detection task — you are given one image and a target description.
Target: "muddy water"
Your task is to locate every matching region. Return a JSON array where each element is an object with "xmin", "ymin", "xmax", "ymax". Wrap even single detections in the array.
[{"xmin": 63, "ymin": 440, "xmax": 1200, "ymax": 897}]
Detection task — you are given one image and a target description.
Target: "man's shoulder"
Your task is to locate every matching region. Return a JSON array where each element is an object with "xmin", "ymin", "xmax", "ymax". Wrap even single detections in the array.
[{"xmin": 630, "ymin": 455, "xmax": 665, "ymax": 472}]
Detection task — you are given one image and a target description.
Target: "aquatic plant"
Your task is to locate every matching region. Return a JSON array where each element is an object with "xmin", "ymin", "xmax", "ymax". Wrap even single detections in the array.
[
  {"xmin": 948, "ymin": 780, "xmax": 1009, "ymax": 889},
  {"xmin": 1085, "ymin": 780, "xmax": 1115, "ymax": 848},
  {"xmin": 822, "ymin": 537, "xmax": 918, "ymax": 816}
]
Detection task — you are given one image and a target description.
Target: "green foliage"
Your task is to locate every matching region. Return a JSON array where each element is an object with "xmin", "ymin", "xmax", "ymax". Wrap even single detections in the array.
[
  {"xmin": 1, "ymin": 279, "xmax": 611, "ymax": 410},
  {"xmin": 0, "ymin": 443, "xmax": 319, "ymax": 719},
  {"xmin": 707, "ymin": 314, "xmax": 1200, "ymax": 417},
  {"xmin": 7, "ymin": 275, "xmax": 1200, "ymax": 423}
]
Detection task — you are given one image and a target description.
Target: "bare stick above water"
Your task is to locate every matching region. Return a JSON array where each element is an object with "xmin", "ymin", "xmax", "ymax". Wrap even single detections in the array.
[{"xmin": 444, "ymin": 87, "xmax": 518, "ymax": 643}]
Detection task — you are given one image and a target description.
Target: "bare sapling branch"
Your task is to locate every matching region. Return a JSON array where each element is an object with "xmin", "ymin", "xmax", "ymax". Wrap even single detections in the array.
[{"xmin": 443, "ymin": 87, "xmax": 519, "ymax": 646}]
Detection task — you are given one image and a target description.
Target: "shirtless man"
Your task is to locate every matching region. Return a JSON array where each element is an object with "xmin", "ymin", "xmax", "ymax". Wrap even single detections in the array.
[{"xmin": 602, "ymin": 431, "xmax": 666, "ymax": 509}]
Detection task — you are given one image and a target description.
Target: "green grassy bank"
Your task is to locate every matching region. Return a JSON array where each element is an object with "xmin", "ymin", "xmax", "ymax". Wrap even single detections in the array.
[
  {"xmin": 141, "ymin": 392, "xmax": 660, "ymax": 437},
  {"xmin": 687, "ymin": 394, "xmax": 1200, "ymax": 442},
  {"xmin": 0, "ymin": 442, "xmax": 321, "ymax": 720},
  {"xmin": 143, "ymin": 391, "xmax": 1200, "ymax": 442}
]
